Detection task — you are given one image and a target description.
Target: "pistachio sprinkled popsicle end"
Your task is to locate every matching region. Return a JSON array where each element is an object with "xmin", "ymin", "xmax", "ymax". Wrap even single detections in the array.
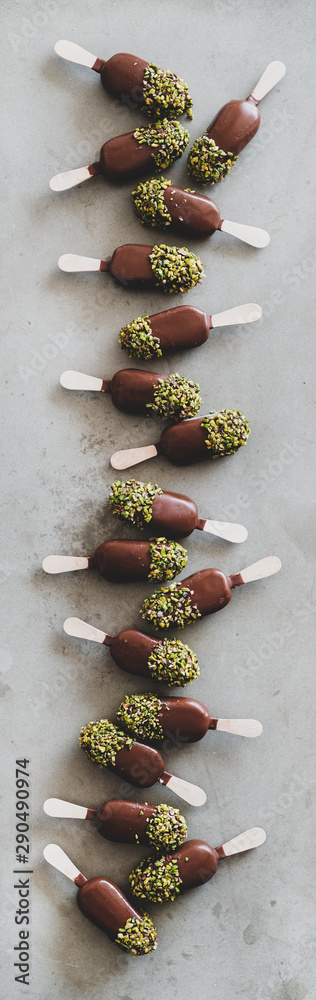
[
  {"xmin": 129, "ymin": 855, "xmax": 182, "ymax": 902},
  {"xmin": 148, "ymin": 537, "xmax": 188, "ymax": 581},
  {"xmin": 115, "ymin": 913, "xmax": 157, "ymax": 955},
  {"xmin": 147, "ymin": 637, "xmax": 200, "ymax": 686},
  {"xmin": 150, "ymin": 244, "xmax": 204, "ymax": 293},
  {"xmin": 148, "ymin": 373, "xmax": 201, "ymax": 421},
  {"xmin": 201, "ymin": 410, "xmax": 251, "ymax": 456},
  {"xmin": 141, "ymin": 583, "xmax": 201, "ymax": 630},
  {"xmin": 119, "ymin": 314, "xmax": 162, "ymax": 360},
  {"xmin": 188, "ymin": 135, "xmax": 238, "ymax": 184},
  {"xmin": 109, "ymin": 479, "xmax": 162, "ymax": 527},
  {"xmin": 142, "ymin": 63, "xmax": 193, "ymax": 119},
  {"xmin": 134, "ymin": 120, "xmax": 189, "ymax": 170}
]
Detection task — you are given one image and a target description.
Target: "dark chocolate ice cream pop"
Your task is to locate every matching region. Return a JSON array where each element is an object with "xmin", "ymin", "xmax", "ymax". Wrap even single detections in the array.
[
  {"xmin": 44, "ymin": 798, "xmax": 187, "ymax": 852},
  {"xmin": 116, "ymin": 692, "xmax": 262, "ymax": 744},
  {"xmin": 79, "ymin": 719, "xmax": 206, "ymax": 806},
  {"xmin": 140, "ymin": 557, "xmax": 282, "ymax": 630},
  {"xmin": 43, "ymin": 536, "xmax": 188, "ymax": 583},
  {"xmin": 63, "ymin": 617, "xmax": 200, "ymax": 687},
  {"xmin": 50, "ymin": 120, "xmax": 189, "ymax": 190},
  {"xmin": 132, "ymin": 177, "xmax": 270, "ymax": 247},
  {"xmin": 54, "ymin": 40, "xmax": 193, "ymax": 118},
  {"xmin": 60, "ymin": 367, "xmax": 201, "ymax": 421},
  {"xmin": 118, "ymin": 302, "xmax": 262, "ymax": 359},
  {"xmin": 187, "ymin": 61, "xmax": 286, "ymax": 184},
  {"xmin": 129, "ymin": 829, "xmax": 266, "ymax": 903},
  {"xmin": 43, "ymin": 844, "xmax": 157, "ymax": 954},
  {"xmin": 109, "ymin": 479, "xmax": 248, "ymax": 543},
  {"xmin": 58, "ymin": 243, "xmax": 204, "ymax": 293},
  {"xmin": 110, "ymin": 409, "xmax": 250, "ymax": 470}
]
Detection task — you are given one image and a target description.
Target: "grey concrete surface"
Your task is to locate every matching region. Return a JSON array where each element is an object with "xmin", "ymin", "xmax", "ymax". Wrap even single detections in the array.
[{"xmin": 1, "ymin": 1, "xmax": 315, "ymax": 997}]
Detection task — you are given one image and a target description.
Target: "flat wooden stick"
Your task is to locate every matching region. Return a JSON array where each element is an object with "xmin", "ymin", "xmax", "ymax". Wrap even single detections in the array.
[
  {"xmin": 211, "ymin": 303, "xmax": 262, "ymax": 327},
  {"xmin": 220, "ymin": 221, "xmax": 270, "ymax": 248},
  {"xmin": 250, "ymin": 62, "xmax": 286, "ymax": 102}
]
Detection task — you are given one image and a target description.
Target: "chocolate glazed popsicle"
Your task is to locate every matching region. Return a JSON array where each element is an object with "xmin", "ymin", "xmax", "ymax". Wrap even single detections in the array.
[
  {"xmin": 59, "ymin": 368, "xmax": 201, "ymax": 421},
  {"xmin": 140, "ymin": 557, "xmax": 282, "ymax": 630},
  {"xmin": 43, "ymin": 537, "xmax": 188, "ymax": 584},
  {"xmin": 43, "ymin": 844, "xmax": 157, "ymax": 955},
  {"xmin": 116, "ymin": 693, "xmax": 262, "ymax": 745},
  {"xmin": 187, "ymin": 61, "xmax": 286, "ymax": 183},
  {"xmin": 63, "ymin": 616, "xmax": 200, "ymax": 687},
  {"xmin": 132, "ymin": 177, "xmax": 270, "ymax": 248},
  {"xmin": 44, "ymin": 798, "xmax": 187, "ymax": 852},
  {"xmin": 111, "ymin": 409, "xmax": 251, "ymax": 470},
  {"xmin": 54, "ymin": 41, "xmax": 193, "ymax": 118},
  {"xmin": 58, "ymin": 243, "xmax": 204, "ymax": 293},
  {"xmin": 129, "ymin": 830, "xmax": 266, "ymax": 903},
  {"xmin": 50, "ymin": 120, "xmax": 189, "ymax": 190},
  {"xmin": 109, "ymin": 479, "xmax": 248, "ymax": 543},
  {"xmin": 119, "ymin": 302, "xmax": 261, "ymax": 358},
  {"xmin": 79, "ymin": 719, "xmax": 206, "ymax": 805}
]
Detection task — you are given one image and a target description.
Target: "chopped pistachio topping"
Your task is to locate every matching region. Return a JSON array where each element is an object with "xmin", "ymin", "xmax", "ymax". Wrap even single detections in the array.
[
  {"xmin": 147, "ymin": 637, "xmax": 200, "ymax": 687},
  {"xmin": 142, "ymin": 63, "xmax": 193, "ymax": 120},
  {"xmin": 146, "ymin": 804, "xmax": 187, "ymax": 851},
  {"xmin": 129, "ymin": 855, "xmax": 182, "ymax": 903},
  {"xmin": 79, "ymin": 719, "xmax": 133, "ymax": 768},
  {"xmin": 117, "ymin": 691, "xmax": 164, "ymax": 742},
  {"xmin": 109, "ymin": 479, "xmax": 162, "ymax": 528},
  {"xmin": 115, "ymin": 913, "xmax": 157, "ymax": 955},
  {"xmin": 201, "ymin": 410, "xmax": 251, "ymax": 456},
  {"xmin": 134, "ymin": 120, "xmax": 189, "ymax": 170},
  {"xmin": 148, "ymin": 373, "xmax": 201, "ymax": 421},
  {"xmin": 118, "ymin": 314, "xmax": 162, "ymax": 361},
  {"xmin": 188, "ymin": 135, "xmax": 238, "ymax": 184},
  {"xmin": 132, "ymin": 176, "xmax": 172, "ymax": 229},
  {"xmin": 149, "ymin": 537, "xmax": 187, "ymax": 581},
  {"xmin": 150, "ymin": 244, "xmax": 204, "ymax": 294},
  {"xmin": 141, "ymin": 583, "xmax": 201, "ymax": 630}
]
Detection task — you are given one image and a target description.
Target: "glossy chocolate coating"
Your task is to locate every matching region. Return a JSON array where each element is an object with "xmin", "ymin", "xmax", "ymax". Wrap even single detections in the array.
[
  {"xmin": 93, "ymin": 539, "xmax": 151, "ymax": 583},
  {"xmin": 110, "ymin": 368, "xmax": 159, "ymax": 413},
  {"xmin": 99, "ymin": 132, "xmax": 153, "ymax": 181},
  {"xmin": 110, "ymin": 740, "xmax": 165, "ymax": 787},
  {"xmin": 150, "ymin": 304, "xmax": 211, "ymax": 352},
  {"xmin": 207, "ymin": 96, "xmax": 260, "ymax": 156},
  {"xmin": 151, "ymin": 489, "xmax": 199, "ymax": 538},
  {"xmin": 77, "ymin": 875, "xmax": 143, "ymax": 938},
  {"xmin": 164, "ymin": 185, "xmax": 221, "ymax": 236},
  {"xmin": 109, "ymin": 244, "xmax": 154, "ymax": 288},
  {"xmin": 159, "ymin": 417, "xmax": 208, "ymax": 465},
  {"xmin": 95, "ymin": 799, "xmax": 157, "ymax": 843},
  {"xmin": 178, "ymin": 567, "xmax": 239, "ymax": 615},
  {"xmin": 99, "ymin": 53, "xmax": 148, "ymax": 101},
  {"xmin": 173, "ymin": 840, "xmax": 218, "ymax": 890},
  {"xmin": 157, "ymin": 696, "xmax": 210, "ymax": 743},
  {"xmin": 110, "ymin": 628, "xmax": 160, "ymax": 677}
]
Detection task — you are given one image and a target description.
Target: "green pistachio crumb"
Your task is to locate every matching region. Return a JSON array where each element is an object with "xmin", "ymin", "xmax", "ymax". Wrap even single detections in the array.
[
  {"xmin": 129, "ymin": 855, "xmax": 182, "ymax": 903},
  {"xmin": 149, "ymin": 244, "xmax": 204, "ymax": 294},
  {"xmin": 187, "ymin": 135, "xmax": 238, "ymax": 184},
  {"xmin": 201, "ymin": 410, "xmax": 251, "ymax": 456},
  {"xmin": 117, "ymin": 692, "xmax": 164, "ymax": 742},
  {"xmin": 141, "ymin": 583, "xmax": 201, "ymax": 630},
  {"xmin": 147, "ymin": 637, "xmax": 200, "ymax": 687},
  {"xmin": 109, "ymin": 479, "xmax": 162, "ymax": 528},
  {"xmin": 142, "ymin": 63, "xmax": 193, "ymax": 119},
  {"xmin": 79, "ymin": 719, "xmax": 133, "ymax": 768},
  {"xmin": 146, "ymin": 803, "xmax": 187, "ymax": 851},
  {"xmin": 134, "ymin": 120, "xmax": 189, "ymax": 170},
  {"xmin": 115, "ymin": 913, "xmax": 157, "ymax": 955},
  {"xmin": 148, "ymin": 372, "xmax": 201, "ymax": 421},
  {"xmin": 132, "ymin": 177, "xmax": 172, "ymax": 229},
  {"xmin": 148, "ymin": 537, "xmax": 187, "ymax": 581},
  {"xmin": 118, "ymin": 314, "xmax": 162, "ymax": 360}
]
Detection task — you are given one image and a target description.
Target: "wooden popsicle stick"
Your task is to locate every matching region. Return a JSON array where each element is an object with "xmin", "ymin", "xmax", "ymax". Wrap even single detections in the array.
[
  {"xmin": 42, "ymin": 556, "xmax": 90, "ymax": 574},
  {"xmin": 63, "ymin": 617, "xmax": 111, "ymax": 644},
  {"xmin": 50, "ymin": 168, "xmax": 94, "ymax": 192},
  {"xmin": 239, "ymin": 555, "xmax": 281, "ymax": 583},
  {"xmin": 211, "ymin": 303, "xmax": 262, "ymax": 328},
  {"xmin": 161, "ymin": 773, "xmax": 206, "ymax": 807},
  {"xmin": 250, "ymin": 62, "xmax": 286, "ymax": 102},
  {"xmin": 215, "ymin": 719, "xmax": 263, "ymax": 738},
  {"xmin": 111, "ymin": 445, "xmax": 158, "ymax": 470},
  {"xmin": 220, "ymin": 827, "xmax": 266, "ymax": 857},
  {"xmin": 58, "ymin": 254, "xmax": 103, "ymax": 272},
  {"xmin": 220, "ymin": 220, "xmax": 270, "ymax": 248},
  {"xmin": 44, "ymin": 798, "xmax": 89, "ymax": 820},
  {"xmin": 54, "ymin": 40, "xmax": 97, "ymax": 68},
  {"xmin": 43, "ymin": 843, "xmax": 83, "ymax": 882},
  {"xmin": 60, "ymin": 371, "xmax": 104, "ymax": 392},
  {"xmin": 201, "ymin": 520, "xmax": 248, "ymax": 543}
]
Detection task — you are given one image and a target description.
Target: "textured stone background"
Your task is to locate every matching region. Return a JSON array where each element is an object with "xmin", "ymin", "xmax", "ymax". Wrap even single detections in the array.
[{"xmin": 1, "ymin": 1, "xmax": 315, "ymax": 997}]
